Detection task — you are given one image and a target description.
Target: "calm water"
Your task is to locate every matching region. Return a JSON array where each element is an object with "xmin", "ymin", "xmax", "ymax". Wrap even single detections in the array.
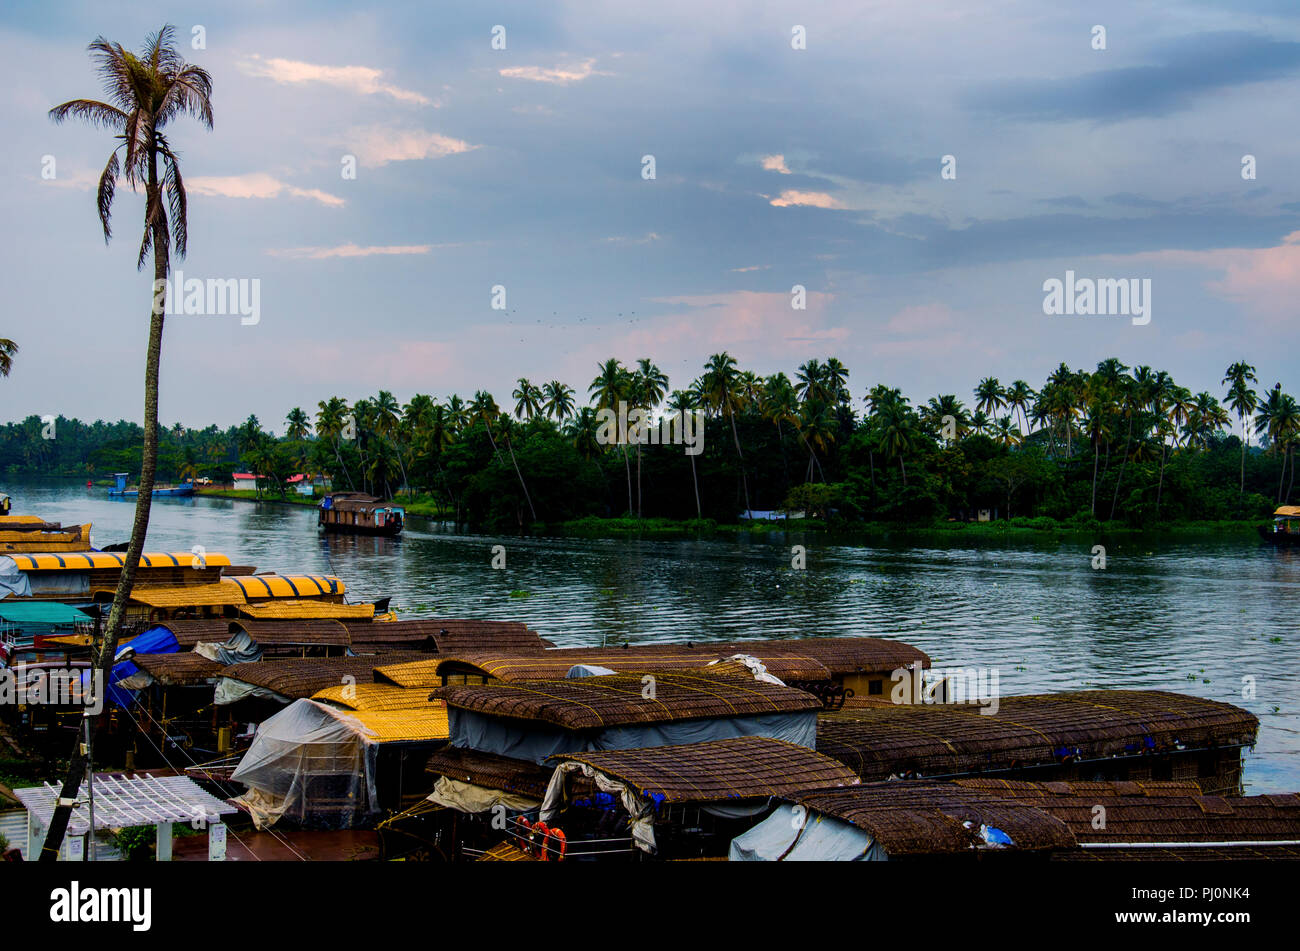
[{"xmin": 5, "ymin": 479, "xmax": 1298, "ymax": 793}]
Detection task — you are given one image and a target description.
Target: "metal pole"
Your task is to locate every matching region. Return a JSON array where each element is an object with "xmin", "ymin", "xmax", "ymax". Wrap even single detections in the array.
[{"xmin": 85, "ymin": 605, "xmax": 101, "ymax": 861}]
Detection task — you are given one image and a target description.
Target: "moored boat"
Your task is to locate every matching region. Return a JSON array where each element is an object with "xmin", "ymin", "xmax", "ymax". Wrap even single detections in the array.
[
  {"xmin": 108, "ymin": 472, "xmax": 195, "ymax": 498},
  {"xmin": 1258, "ymin": 505, "xmax": 1300, "ymax": 544},
  {"xmin": 318, "ymin": 492, "xmax": 404, "ymax": 537}
]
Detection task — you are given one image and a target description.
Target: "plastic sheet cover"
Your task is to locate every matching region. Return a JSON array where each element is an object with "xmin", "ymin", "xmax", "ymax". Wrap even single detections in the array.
[
  {"xmin": 728, "ymin": 804, "xmax": 886, "ymax": 861},
  {"xmin": 230, "ymin": 699, "xmax": 379, "ymax": 829},
  {"xmin": 448, "ymin": 708, "xmax": 818, "ymax": 765},
  {"xmin": 194, "ymin": 628, "xmax": 263, "ymax": 666},
  {"xmin": 0, "ymin": 557, "xmax": 32, "ymax": 598},
  {"xmin": 106, "ymin": 625, "xmax": 180, "ymax": 708}
]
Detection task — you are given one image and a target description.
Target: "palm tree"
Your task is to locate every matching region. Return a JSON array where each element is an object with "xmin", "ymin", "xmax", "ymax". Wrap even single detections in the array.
[
  {"xmin": 0, "ymin": 338, "xmax": 16, "ymax": 376},
  {"xmin": 470, "ymin": 390, "xmax": 536, "ymax": 521},
  {"xmin": 315, "ymin": 396, "xmax": 355, "ymax": 489},
  {"xmin": 974, "ymin": 377, "xmax": 1006, "ymax": 420},
  {"xmin": 285, "ymin": 407, "xmax": 311, "ymax": 441},
  {"xmin": 701, "ymin": 352, "xmax": 751, "ymax": 515},
  {"xmin": 590, "ymin": 358, "xmax": 633, "ymax": 515},
  {"xmin": 542, "ymin": 380, "xmax": 575, "ymax": 421},
  {"xmin": 666, "ymin": 389, "xmax": 703, "ymax": 518},
  {"xmin": 42, "ymin": 25, "xmax": 212, "ymax": 861},
  {"xmin": 512, "ymin": 378, "xmax": 543, "ymax": 420},
  {"xmin": 630, "ymin": 358, "xmax": 669, "ymax": 517},
  {"xmin": 1081, "ymin": 398, "xmax": 1111, "ymax": 516},
  {"xmin": 1005, "ymin": 380, "xmax": 1035, "ymax": 434},
  {"xmin": 1223, "ymin": 361, "xmax": 1258, "ymax": 493},
  {"xmin": 566, "ymin": 407, "xmax": 603, "ymax": 461}
]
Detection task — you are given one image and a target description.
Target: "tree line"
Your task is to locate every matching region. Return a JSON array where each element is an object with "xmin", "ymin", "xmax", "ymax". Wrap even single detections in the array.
[{"xmin": 3, "ymin": 355, "xmax": 1295, "ymax": 530}]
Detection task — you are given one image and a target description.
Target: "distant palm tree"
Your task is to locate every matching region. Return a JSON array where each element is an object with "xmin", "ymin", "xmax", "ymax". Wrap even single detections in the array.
[
  {"xmin": 631, "ymin": 358, "xmax": 669, "ymax": 516},
  {"xmin": 701, "ymin": 352, "xmax": 751, "ymax": 515},
  {"xmin": 42, "ymin": 25, "xmax": 213, "ymax": 862},
  {"xmin": 0, "ymin": 337, "xmax": 17, "ymax": 376},
  {"xmin": 667, "ymin": 389, "xmax": 703, "ymax": 518},
  {"xmin": 285, "ymin": 407, "xmax": 311, "ymax": 441},
  {"xmin": 1005, "ymin": 380, "xmax": 1035, "ymax": 434},
  {"xmin": 974, "ymin": 377, "xmax": 1006, "ymax": 420},
  {"xmin": 512, "ymin": 378, "xmax": 543, "ymax": 420},
  {"xmin": 1223, "ymin": 361, "xmax": 1258, "ymax": 493},
  {"xmin": 542, "ymin": 380, "xmax": 575, "ymax": 421}
]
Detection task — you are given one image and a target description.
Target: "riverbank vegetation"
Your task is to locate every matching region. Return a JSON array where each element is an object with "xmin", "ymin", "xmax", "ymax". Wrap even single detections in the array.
[{"xmin": 2, "ymin": 356, "xmax": 1295, "ymax": 532}]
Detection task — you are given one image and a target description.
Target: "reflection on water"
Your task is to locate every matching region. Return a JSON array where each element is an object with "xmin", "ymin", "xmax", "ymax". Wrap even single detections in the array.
[{"xmin": 5, "ymin": 479, "xmax": 1298, "ymax": 793}]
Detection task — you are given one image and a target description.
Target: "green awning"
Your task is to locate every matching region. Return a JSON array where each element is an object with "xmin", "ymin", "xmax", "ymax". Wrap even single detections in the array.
[{"xmin": 0, "ymin": 601, "xmax": 91, "ymax": 625}]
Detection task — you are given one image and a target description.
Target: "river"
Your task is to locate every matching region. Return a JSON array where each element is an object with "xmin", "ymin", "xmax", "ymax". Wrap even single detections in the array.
[{"xmin": 5, "ymin": 479, "xmax": 1298, "ymax": 793}]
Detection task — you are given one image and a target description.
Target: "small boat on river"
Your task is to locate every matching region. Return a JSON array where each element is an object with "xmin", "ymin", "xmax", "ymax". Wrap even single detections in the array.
[
  {"xmin": 1258, "ymin": 505, "xmax": 1300, "ymax": 545},
  {"xmin": 318, "ymin": 492, "xmax": 404, "ymax": 537},
  {"xmin": 108, "ymin": 472, "xmax": 195, "ymax": 498}
]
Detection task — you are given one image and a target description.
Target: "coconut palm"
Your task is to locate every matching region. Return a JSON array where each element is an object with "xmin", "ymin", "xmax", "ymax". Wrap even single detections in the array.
[
  {"xmin": 590, "ymin": 358, "xmax": 633, "ymax": 514},
  {"xmin": 512, "ymin": 378, "xmax": 543, "ymax": 420},
  {"xmin": 0, "ymin": 338, "xmax": 17, "ymax": 376},
  {"xmin": 701, "ymin": 352, "xmax": 751, "ymax": 515},
  {"xmin": 666, "ymin": 389, "xmax": 703, "ymax": 518},
  {"xmin": 542, "ymin": 380, "xmax": 575, "ymax": 421},
  {"xmin": 285, "ymin": 407, "xmax": 311, "ymax": 441},
  {"xmin": 629, "ymin": 359, "xmax": 669, "ymax": 517},
  {"xmin": 42, "ymin": 24, "xmax": 213, "ymax": 861},
  {"xmin": 1223, "ymin": 361, "xmax": 1258, "ymax": 493},
  {"xmin": 1005, "ymin": 380, "xmax": 1035, "ymax": 434},
  {"xmin": 974, "ymin": 377, "xmax": 1006, "ymax": 420}
]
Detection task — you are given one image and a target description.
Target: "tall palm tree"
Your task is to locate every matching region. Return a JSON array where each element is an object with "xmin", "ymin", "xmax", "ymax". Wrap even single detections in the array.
[
  {"xmin": 666, "ymin": 389, "xmax": 703, "ymax": 518},
  {"xmin": 589, "ymin": 358, "xmax": 633, "ymax": 515},
  {"xmin": 1223, "ymin": 361, "xmax": 1258, "ymax": 493},
  {"xmin": 285, "ymin": 407, "xmax": 311, "ymax": 441},
  {"xmin": 0, "ymin": 337, "xmax": 16, "ymax": 376},
  {"xmin": 42, "ymin": 25, "xmax": 212, "ymax": 861},
  {"xmin": 631, "ymin": 358, "xmax": 669, "ymax": 516},
  {"xmin": 701, "ymin": 352, "xmax": 751, "ymax": 515},
  {"xmin": 1005, "ymin": 380, "xmax": 1035, "ymax": 434}
]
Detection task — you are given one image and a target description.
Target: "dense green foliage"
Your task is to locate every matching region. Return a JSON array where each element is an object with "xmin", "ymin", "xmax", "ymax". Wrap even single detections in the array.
[{"xmin": 3, "ymin": 355, "xmax": 1294, "ymax": 530}]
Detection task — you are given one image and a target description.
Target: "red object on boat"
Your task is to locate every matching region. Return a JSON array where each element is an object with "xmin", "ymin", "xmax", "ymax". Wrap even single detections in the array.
[{"xmin": 86, "ymin": 480, "xmax": 92, "ymax": 488}]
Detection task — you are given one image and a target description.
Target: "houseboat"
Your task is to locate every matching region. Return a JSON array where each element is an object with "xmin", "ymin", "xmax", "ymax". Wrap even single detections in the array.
[
  {"xmin": 1259, "ymin": 505, "xmax": 1300, "ymax": 544},
  {"xmin": 318, "ymin": 492, "xmax": 404, "ymax": 537}
]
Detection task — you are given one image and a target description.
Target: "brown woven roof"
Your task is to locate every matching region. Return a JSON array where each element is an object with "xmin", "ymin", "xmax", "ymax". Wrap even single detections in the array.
[
  {"xmin": 550, "ymin": 736, "xmax": 859, "ymax": 803},
  {"xmin": 228, "ymin": 619, "xmax": 350, "ymax": 647},
  {"xmin": 343, "ymin": 618, "xmax": 547, "ymax": 653},
  {"xmin": 312, "ymin": 683, "xmax": 433, "ymax": 711},
  {"xmin": 420, "ymin": 649, "xmax": 833, "ymax": 684},
  {"xmin": 952, "ymin": 779, "xmax": 1300, "ymax": 844},
  {"xmin": 817, "ymin": 690, "xmax": 1259, "ymax": 780},
  {"xmin": 789, "ymin": 782, "xmax": 1076, "ymax": 856},
  {"xmin": 434, "ymin": 672, "xmax": 823, "ymax": 730},
  {"xmin": 426, "ymin": 747, "xmax": 556, "ymax": 799},
  {"xmin": 1056, "ymin": 844, "xmax": 1300, "ymax": 861},
  {"xmin": 149, "ymin": 620, "xmax": 237, "ymax": 647},
  {"xmin": 705, "ymin": 637, "xmax": 929, "ymax": 675},
  {"xmin": 129, "ymin": 652, "xmax": 227, "ymax": 685},
  {"xmin": 219, "ymin": 651, "xmax": 431, "ymax": 700}
]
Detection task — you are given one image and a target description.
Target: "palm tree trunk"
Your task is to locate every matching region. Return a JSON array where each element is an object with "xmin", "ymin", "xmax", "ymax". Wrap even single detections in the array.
[
  {"xmin": 1240, "ymin": 415, "xmax": 1247, "ymax": 493},
  {"xmin": 727, "ymin": 402, "xmax": 751, "ymax": 515},
  {"xmin": 1277, "ymin": 445, "xmax": 1287, "ymax": 504},
  {"xmin": 636, "ymin": 444, "xmax": 642, "ymax": 518},
  {"xmin": 42, "ymin": 158, "xmax": 167, "ymax": 861},
  {"xmin": 1090, "ymin": 447, "xmax": 1099, "ymax": 516},
  {"xmin": 1156, "ymin": 443, "xmax": 1167, "ymax": 516},
  {"xmin": 1288, "ymin": 445, "xmax": 1296, "ymax": 504},
  {"xmin": 899, "ymin": 456, "xmax": 907, "ymax": 486},
  {"xmin": 505, "ymin": 434, "xmax": 536, "ymax": 522},
  {"xmin": 688, "ymin": 451, "xmax": 701, "ymax": 519},
  {"xmin": 621, "ymin": 446, "xmax": 632, "ymax": 516},
  {"xmin": 1109, "ymin": 418, "xmax": 1133, "ymax": 520}
]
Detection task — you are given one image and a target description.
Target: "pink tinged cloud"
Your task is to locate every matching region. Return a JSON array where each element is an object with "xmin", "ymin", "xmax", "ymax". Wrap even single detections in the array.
[
  {"xmin": 769, "ymin": 190, "xmax": 845, "ymax": 209},
  {"xmin": 188, "ymin": 173, "xmax": 344, "ymax": 207},
  {"xmin": 267, "ymin": 243, "xmax": 434, "ymax": 260},
  {"xmin": 761, "ymin": 154, "xmax": 792, "ymax": 174},
  {"xmin": 349, "ymin": 127, "xmax": 476, "ymax": 167},
  {"xmin": 498, "ymin": 59, "xmax": 607, "ymax": 84},
  {"xmin": 1126, "ymin": 231, "xmax": 1300, "ymax": 321},
  {"xmin": 239, "ymin": 55, "xmax": 431, "ymax": 104}
]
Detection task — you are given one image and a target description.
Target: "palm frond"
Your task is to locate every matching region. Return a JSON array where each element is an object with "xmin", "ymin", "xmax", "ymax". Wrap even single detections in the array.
[
  {"xmin": 96, "ymin": 149, "xmax": 120, "ymax": 242},
  {"xmin": 159, "ymin": 65, "xmax": 213, "ymax": 128},
  {"xmin": 47, "ymin": 98, "xmax": 127, "ymax": 130},
  {"xmin": 161, "ymin": 146, "xmax": 188, "ymax": 257}
]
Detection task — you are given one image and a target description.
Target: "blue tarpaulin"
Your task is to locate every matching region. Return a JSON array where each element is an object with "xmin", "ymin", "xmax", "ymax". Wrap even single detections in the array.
[{"xmin": 107, "ymin": 625, "xmax": 180, "ymax": 707}]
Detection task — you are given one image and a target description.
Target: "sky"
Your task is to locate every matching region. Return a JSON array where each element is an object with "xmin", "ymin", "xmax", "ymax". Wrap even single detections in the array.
[{"xmin": 3, "ymin": 0, "xmax": 1300, "ymax": 434}]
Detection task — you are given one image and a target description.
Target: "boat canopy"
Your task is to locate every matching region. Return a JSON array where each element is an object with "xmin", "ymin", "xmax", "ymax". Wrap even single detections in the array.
[
  {"xmin": 226, "ymin": 574, "xmax": 344, "ymax": 599},
  {"xmin": 0, "ymin": 601, "xmax": 92, "ymax": 625},
  {"xmin": 1274, "ymin": 506, "xmax": 1300, "ymax": 518},
  {"xmin": 7, "ymin": 552, "xmax": 233, "ymax": 571}
]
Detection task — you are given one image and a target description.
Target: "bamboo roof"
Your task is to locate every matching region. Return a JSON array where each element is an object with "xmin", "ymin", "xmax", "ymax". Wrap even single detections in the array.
[
  {"xmin": 952, "ymin": 779, "xmax": 1300, "ymax": 844},
  {"xmin": 788, "ymin": 783, "xmax": 1076, "ymax": 856},
  {"xmin": 93, "ymin": 581, "xmax": 247, "ymax": 608},
  {"xmin": 129, "ymin": 652, "xmax": 227, "ymax": 685},
  {"xmin": 414, "ymin": 649, "xmax": 833, "ymax": 684},
  {"xmin": 426, "ymin": 747, "xmax": 556, "ymax": 799},
  {"xmin": 146, "ymin": 619, "xmax": 238, "ymax": 646},
  {"xmin": 478, "ymin": 841, "xmax": 539, "ymax": 861},
  {"xmin": 550, "ymin": 736, "xmax": 859, "ymax": 803},
  {"xmin": 817, "ymin": 690, "xmax": 1259, "ymax": 780},
  {"xmin": 433, "ymin": 672, "xmax": 823, "ymax": 730},
  {"xmin": 345, "ymin": 704, "xmax": 449, "ymax": 743},
  {"xmin": 229, "ymin": 618, "xmax": 351, "ymax": 647},
  {"xmin": 342, "ymin": 618, "xmax": 547, "ymax": 653},
  {"xmin": 312, "ymin": 683, "xmax": 436, "ymax": 711},
  {"xmin": 219, "ymin": 651, "xmax": 431, "ymax": 700},
  {"xmin": 237, "ymin": 599, "xmax": 374, "ymax": 620}
]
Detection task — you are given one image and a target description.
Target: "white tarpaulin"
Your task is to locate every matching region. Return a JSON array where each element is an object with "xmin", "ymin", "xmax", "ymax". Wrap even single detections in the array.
[
  {"xmin": 426, "ymin": 777, "xmax": 539, "ymax": 814},
  {"xmin": 539, "ymin": 760, "xmax": 660, "ymax": 853},
  {"xmin": 728, "ymin": 804, "xmax": 886, "ymax": 861},
  {"xmin": 0, "ymin": 557, "xmax": 32, "ymax": 598}
]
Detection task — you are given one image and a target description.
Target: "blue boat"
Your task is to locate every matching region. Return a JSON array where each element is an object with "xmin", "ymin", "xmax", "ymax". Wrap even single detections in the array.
[{"xmin": 107, "ymin": 473, "xmax": 195, "ymax": 498}]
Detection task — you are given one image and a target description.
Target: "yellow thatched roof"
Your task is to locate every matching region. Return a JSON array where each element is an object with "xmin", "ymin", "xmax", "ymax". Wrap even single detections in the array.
[
  {"xmin": 313, "ymin": 683, "xmax": 433, "ymax": 711},
  {"xmin": 1275, "ymin": 506, "xmax": 1300, "ymax": 518},
  {"xmin": 225, "ymin": 574, "xmax": 345, "ymax": 599},
  {"xmin": 346, "ymin": 703, "xmax": 449, "ymax": 743},
  {"xmin": 238, "ymin": 599, "xmax": 375, "ymax": 620},
  {"xmin": 93, "ymin": 581, "xmax": 247, "ymax": 608},
  {"xmin": 11, "ymin": 551, "xmax": 232, "ymax": 570}
]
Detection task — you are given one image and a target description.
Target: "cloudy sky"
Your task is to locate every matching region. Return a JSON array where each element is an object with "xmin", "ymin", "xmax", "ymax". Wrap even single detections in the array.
[{"xmin": 3, "ymin": 0, "xmax": 1300, "ymax": 432}]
